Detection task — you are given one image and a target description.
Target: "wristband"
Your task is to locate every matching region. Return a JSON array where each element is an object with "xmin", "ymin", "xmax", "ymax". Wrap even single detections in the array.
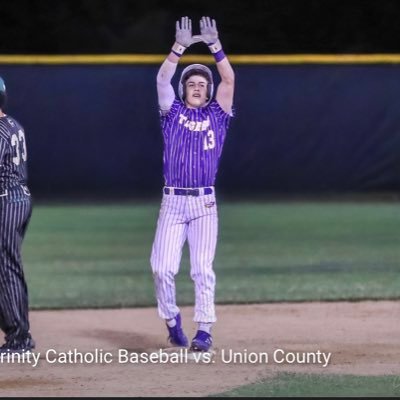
[
  {"xmin": 213, "ymin": 49, "xmax": 226, "ymax": 62},
  {"xmin": 208, "ymin": 39, "xmax": 222, "ymax": 54},
  {"xmin": 208, "ymin": 39, "xmax": 226, "ymax": 62},
  {"xmin": 171, "ymin": 42, "xmax": 186, "ymax": 57}
]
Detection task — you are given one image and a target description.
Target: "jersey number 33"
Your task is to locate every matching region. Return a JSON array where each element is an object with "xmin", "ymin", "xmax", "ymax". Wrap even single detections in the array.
[{"xmin": 11, "ymin": 129, "xmax": 27, "ymax": 166}]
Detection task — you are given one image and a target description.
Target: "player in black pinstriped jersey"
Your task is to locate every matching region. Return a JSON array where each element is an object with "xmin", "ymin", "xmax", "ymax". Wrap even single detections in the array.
[{"xmin": 0, "ymin": 76, "xmax": 35, "ymax": 353}]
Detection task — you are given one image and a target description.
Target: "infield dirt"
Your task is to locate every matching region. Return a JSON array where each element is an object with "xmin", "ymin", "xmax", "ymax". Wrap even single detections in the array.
[{"xmin": 0, "ymin": 301, "xmax": 399, "ymax": 396}]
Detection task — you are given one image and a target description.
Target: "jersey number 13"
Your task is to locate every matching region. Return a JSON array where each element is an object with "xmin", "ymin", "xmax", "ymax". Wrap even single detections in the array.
[{"xmin": 203, "ymin": 129, "xmax": 216, "ymax": 151}]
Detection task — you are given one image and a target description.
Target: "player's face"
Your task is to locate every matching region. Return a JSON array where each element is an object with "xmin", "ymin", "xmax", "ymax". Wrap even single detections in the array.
[{"xmin": 185, "ymin": 75, "xmax": 208, "ymax": 108}]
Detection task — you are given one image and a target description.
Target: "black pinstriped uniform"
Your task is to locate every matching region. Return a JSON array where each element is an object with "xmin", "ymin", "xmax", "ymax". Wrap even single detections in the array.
[{"xmin": 0, "ymin": 114, "xmax": 33, "ymax": 344}]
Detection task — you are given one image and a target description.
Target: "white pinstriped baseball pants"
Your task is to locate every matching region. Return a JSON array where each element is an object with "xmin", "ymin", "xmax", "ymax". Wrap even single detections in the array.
[
  {"xmin": 150, "ymin": 189, "xmax": 218, "ymax": 323},
  {"xmin": 0, "ymin": 187, "xmax": 32, "ymax": 342}
]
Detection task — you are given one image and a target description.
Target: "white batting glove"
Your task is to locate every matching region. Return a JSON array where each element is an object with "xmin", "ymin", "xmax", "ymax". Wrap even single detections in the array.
[
  {"xmin": 172, "ymin": 16, "xmax": 202, "ymax": 56},
  {"xmin": 199, "ymin": 16, "xmax": 223, "ymax": 56},
  {"xmin": 199, "ymin": 16, "xmax": 219, "ymax": 45}
]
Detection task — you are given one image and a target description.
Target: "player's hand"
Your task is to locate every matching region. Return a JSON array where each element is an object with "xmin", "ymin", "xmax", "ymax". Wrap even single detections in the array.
[
  {"xmin": 175, "ymin": 16, "xmax": 202, "ymax": 47},
  {"xmin": 199, "ymin": 16, "xmax": 219, "ymax": 45}
]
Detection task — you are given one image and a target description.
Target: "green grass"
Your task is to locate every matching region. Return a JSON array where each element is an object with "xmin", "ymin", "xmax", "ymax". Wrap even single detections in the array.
[
  {"xmin": 211, "ymin": 372, "xmax": 400, "ymax": 397},
  {"xmin": 23, "ymin": 201, "xmax": 400, "ymax": 309}
]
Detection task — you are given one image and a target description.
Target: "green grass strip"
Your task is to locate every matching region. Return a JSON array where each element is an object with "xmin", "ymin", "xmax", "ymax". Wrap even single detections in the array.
[
  {"xmin": 211, "ymin": 372, "xmax": 400, "ymax": 397},
  {"xmin": 23, "ymin": 202, "xmax": 400, "ymax": 309}
]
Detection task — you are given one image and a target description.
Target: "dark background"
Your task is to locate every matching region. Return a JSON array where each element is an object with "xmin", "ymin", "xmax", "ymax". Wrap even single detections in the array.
[
  {"xmin": 1, "ymin": 0, "xmax": 400, "ymax": 200},
  {"xmin": 1, "ymin": 0, "xmax": 400, "ymax": 54}
]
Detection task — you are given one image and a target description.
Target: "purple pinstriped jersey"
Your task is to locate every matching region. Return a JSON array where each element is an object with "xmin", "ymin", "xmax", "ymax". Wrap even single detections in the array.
[
  {"xmin": 160, "ymin": 98, "xmax": 232, "ymax": 188},
  {"xmin": 0, "ymin": 116, "xmax": 29, "ymax": 192}
]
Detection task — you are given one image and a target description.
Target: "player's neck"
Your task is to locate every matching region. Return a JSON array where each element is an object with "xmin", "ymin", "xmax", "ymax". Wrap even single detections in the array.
[
  {"xmin": 185, "ymin": 104, "xmax": 204, "ymax": 109},
  {"xmin": 185, "ymin": 101, "xmax": 206, "ymax": 109},
  {"xmin": 0, "ymin": 110, "xmax": 4, "ymax": 118}
]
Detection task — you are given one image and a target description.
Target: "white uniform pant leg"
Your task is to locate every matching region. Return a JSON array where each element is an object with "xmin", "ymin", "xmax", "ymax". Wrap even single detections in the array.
[
  {"xmin": 0, "ymin": 195, "xmax": 32, "ymax": 341},
  {"xmin": 150, "ymin": 194, "xmax": 187, "ymax": 320},
  {"xmin": 187, "ymin": 194, "xmax": 218, "ymax": 323}
]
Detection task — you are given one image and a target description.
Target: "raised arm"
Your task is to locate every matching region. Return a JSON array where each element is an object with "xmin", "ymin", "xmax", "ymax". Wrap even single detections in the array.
[
  {"xmin": 200, "ymin": 17, "xmax": 235, "ymax": 114},
  {"xmin": 157, "ymin": 17, "xmax": 202, "ymax": 113}
]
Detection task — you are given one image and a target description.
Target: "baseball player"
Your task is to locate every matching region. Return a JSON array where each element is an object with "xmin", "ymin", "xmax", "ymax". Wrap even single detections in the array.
[
  {"xmin": 0, "ymin": 76, "xmax": 35, "ymax": 354},
  {"xmin": 150, "ymin": 16, "xmax": 235, "ymax": 351}
]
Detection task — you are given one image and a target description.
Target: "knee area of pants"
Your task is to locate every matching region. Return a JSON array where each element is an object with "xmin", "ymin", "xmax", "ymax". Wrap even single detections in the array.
[
  {"xmin": 153, "ymin": 270, "xmax": 175, "ymax": 282},
  {"xmin": 190, "ymin": 271, "xmax": 216, "ymax": 282}
]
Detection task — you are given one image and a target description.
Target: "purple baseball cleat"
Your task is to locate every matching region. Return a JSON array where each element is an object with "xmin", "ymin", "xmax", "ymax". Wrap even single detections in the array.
[
  {"xmin": 166, "ymin": 313, "xmax": 188, "ymax": 347},
  {"xmin": 190, "ymin": 330, "xmax": 212, "ymax": 352}
]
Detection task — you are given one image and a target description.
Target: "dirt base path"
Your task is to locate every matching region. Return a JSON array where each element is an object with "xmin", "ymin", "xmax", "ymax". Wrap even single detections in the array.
[{"xmin": 0, "ymin": 301, "xmax": 399, "ymax": 397}]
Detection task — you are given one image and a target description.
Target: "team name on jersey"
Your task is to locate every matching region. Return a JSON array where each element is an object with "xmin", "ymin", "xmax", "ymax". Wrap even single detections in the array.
[{"xmin": 178, "ymin": 114, "xmax": 210, "ymax": 131}]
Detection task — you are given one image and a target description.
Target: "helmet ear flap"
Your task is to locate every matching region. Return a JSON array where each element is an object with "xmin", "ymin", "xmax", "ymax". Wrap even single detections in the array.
[
  {"xmin": 0, "ymin": 76, "xmax": 6, "ymax": 109},
  {"xmin": 0, "ymin": 92, "xmax": 6, "ymax": 109},
  {"xmin": 207, "ymin": 83, "xmax": 212, "ymax": 100}
]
